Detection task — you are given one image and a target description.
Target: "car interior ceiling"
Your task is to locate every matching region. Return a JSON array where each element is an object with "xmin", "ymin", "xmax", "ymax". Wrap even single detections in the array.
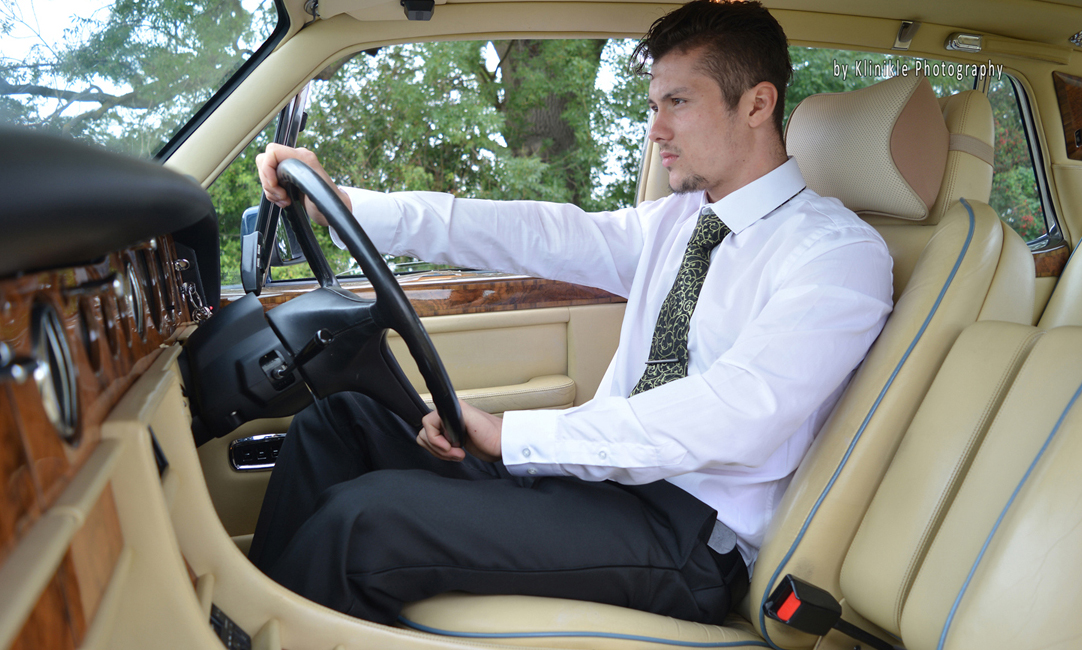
[{"xmin": 4, "ymin": 1, "xmax": 1082, "ymax": 649}]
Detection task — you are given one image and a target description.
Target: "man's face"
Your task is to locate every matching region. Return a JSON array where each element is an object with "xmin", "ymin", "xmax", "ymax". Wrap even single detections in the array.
[{"xmin": 647, "ymin": 47, "xmax": 751, "ymax": 203}]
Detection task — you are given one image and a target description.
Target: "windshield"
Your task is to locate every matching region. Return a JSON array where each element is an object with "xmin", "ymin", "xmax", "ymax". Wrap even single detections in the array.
[{"xmin": 1, "ymin": 0, "xmax": 281, "ymax": 158}]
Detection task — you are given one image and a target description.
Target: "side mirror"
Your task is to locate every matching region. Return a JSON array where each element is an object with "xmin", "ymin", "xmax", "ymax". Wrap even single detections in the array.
[{"xmin": 240, "ymin": 204, "xmax": 308, "ymax": 294}]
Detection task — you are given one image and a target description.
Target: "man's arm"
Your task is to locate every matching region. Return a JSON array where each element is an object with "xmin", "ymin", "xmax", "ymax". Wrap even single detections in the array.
[
  {"xmin": 497, "ymin": 234, "xmax": 893, "ymax": 483},
  {"xmin": 339, "ymin": 188, "xmax": 650, "ymax": 298}
]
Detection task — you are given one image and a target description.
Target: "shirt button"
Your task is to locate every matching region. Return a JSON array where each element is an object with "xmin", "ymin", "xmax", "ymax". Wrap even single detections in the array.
[
  {"xmin": 522, "ymin": 448, "xmax": 531, "ymax": 457},
  {"xmin": 599, "ymin": 450, "xmax": 608, "ymax": 459},
  {"xmin": 527, "ymin": 469, "xmax": 538, "ymax": 475}
]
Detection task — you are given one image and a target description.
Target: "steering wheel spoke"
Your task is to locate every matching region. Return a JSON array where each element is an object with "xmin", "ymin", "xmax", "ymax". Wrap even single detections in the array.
[{"xmin": 274, "ymin": 159, "xmax": 467, "ymax": 448}]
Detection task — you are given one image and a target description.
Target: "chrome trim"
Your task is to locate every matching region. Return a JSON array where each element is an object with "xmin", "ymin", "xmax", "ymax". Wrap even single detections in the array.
[
  {"xmin": 182, "ymin": 282, "xmax": 213, "ymax": 322},
  {"xmin": 892, "ymin": 20, "xmax": 920, "ymax": 51},
  {"xmin": 229, "ymin": 433, "xmax": 287, "ymax": 471},
  {"xmin": 31, "ymin": 302, "xmax": 78, "ymax": 442},
  {"xmin": 123, "ymin": 262, "xmax": 146, "ymax": 340},
  {"xmin": 945, "ymin": 32, "xmax": 982, "ymax": 53}
]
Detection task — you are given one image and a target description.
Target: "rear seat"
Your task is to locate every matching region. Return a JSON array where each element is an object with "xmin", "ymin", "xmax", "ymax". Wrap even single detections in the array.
[{"xmin": 399, "ymin": 75, "xmax": 1036, "ymax": 649}]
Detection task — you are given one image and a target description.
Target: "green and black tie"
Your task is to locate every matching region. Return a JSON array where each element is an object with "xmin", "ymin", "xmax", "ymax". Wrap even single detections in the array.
[{"xmin": 630, "ymin": 206, "xmax": 731, "ymax": 396}]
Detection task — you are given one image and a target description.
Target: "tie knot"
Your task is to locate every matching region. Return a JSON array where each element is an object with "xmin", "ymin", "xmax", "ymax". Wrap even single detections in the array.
[{"xmin": 690, "ymin": 207, "xmax": 730, "ymax": 251}]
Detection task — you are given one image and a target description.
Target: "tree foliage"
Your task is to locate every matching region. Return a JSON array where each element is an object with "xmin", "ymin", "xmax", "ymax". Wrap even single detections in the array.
[
  {"xmin": 987, "ymin": 77, "xmax": 1046, "ymax": 241},
  {"xmin": 213, "ymin": 38, "xmax": 649, "ymax": 284},
  {"xmin": 0, "ymin": 0, "xmax": 273, "ymax": 156},
  {"xmin": 0, "ymin": 3, "xmax": 1050, "ymax": 286}
]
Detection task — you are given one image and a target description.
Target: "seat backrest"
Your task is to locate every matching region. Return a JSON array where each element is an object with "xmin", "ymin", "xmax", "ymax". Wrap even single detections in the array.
[
  {"xmin": 839, "ymin": 321, "xmax": 1082, "ymax": 650},
  {"xmin": 748, "ymin": 75, "xmax": 1034, "ymax": 649},
  {"xmin": 898, "ymin": 325, "xmax": 1082, "ymax": 650}
]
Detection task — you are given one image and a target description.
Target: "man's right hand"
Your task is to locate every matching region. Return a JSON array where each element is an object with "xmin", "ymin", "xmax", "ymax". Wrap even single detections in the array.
[{"xmin": 255, "ymin": 143, "xmax": 353, "ymax": 227}]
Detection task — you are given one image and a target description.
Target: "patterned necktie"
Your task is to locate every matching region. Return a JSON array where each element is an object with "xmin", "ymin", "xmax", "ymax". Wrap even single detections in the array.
[{"xmin": 630, "ymin": 206, "xmax": 731, "ymax": 396}]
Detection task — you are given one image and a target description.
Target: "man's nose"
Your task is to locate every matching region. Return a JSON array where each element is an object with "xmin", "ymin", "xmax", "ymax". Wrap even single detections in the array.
[{"xmin": 648, "ymin": 112, "xmax": 670, "ymax": 142}]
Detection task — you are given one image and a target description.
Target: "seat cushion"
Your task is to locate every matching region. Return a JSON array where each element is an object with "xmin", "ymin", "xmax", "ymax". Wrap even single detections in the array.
[{"xmin": 400, "ymin": 593, "xmax": 769, "ymax": 649}]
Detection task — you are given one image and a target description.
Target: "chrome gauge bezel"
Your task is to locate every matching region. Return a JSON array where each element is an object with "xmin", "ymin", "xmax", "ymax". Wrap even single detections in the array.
[
  {"xmin": 31, "ymin": 302, "xmax": 79, "ymax": 443},
  {"xmin": 124, "ymin": 262, "xmax": 146, "ymax": 341}
]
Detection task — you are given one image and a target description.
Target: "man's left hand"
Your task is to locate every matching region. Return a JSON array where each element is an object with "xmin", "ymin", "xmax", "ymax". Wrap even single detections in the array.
[{"xmin": 418, "ymin": 399, "xmax": 503, "ymax": 463}]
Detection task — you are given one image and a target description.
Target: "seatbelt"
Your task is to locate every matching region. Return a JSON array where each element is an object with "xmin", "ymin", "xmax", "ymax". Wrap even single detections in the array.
[{"xmin": 763, "ymin": 575, "xmax": 900, "ymax": 650}]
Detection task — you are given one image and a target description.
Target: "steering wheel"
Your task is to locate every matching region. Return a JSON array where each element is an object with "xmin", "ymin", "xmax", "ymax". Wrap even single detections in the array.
[{"xmin": 274, "ymin": 158, "xmax": 467, "ymax": 448}]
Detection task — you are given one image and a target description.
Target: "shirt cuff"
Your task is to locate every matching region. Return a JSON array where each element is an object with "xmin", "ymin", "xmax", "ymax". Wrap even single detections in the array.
[
  {"xmin": 501, "ymin": 409, "xmax": 564, "ymax": 477},
  {"xmin": 335, "ymin": 186, "xmax": 402, "ymax": 252}
]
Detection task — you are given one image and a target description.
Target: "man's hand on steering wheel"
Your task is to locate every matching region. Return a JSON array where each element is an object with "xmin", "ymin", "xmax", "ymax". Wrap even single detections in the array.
[
  {"xmin": 419, "ymin": 400, "xmax": 503, "ymax": 463},
  {"xmin": 256, "ymin": 143, "xmax": 350, "ymax": 225},
  {"xmin": 264, "ymin": 147, "xmax": 471, "ymax": 452}
]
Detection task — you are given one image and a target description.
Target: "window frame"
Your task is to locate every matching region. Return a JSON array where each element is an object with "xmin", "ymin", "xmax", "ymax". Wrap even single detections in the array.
[
  {"xmin": 995, "ymin": 71, "xmax": 1064, "ymax": 251},
  {"xmin": 156, "ymin": 0, "xmax": 291, "ymax": 162}
]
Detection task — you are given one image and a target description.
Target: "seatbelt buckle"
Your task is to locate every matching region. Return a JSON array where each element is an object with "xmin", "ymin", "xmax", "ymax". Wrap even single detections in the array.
[
  {"xmin": 763, "ymin": 574, "xmax": 841, "ymax": 635},
  {"xmin": 763, "ymin": 575, "xmax": 899, "ymax": 650}
]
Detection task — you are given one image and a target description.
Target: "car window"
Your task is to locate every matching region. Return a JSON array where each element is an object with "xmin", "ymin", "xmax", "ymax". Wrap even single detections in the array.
[
  {"xmin": 213, "ymin": 38, "xmax": 649, "ymax": 287},
  {"xmin": 987, "ymin": 74, "xmax": 1050, "ymax": 243},
  {"xmin": 0, "ymin": 0, "xmax": 281, "ymax": 159},
  {"xmin": 215, "ymin": 44, "xmax": 1057, "ymax": 288}
]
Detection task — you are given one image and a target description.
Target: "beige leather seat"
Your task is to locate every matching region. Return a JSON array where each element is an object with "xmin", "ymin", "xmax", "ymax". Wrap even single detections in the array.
[
  {"xmin": 835, "ymin": 320, "xmax": 1082, "ymax": 650},
  {"xmin": 754, "ymin": 75, "xmax": 1031, "ymax": 649},
  {"xmin": 399, "ymin": 75, "xmax": 1034, "ymax": 650}
]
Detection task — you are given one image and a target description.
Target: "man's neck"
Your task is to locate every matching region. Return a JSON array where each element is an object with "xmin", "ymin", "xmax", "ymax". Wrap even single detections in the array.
[{"xmin": 705, "ymin": 137, "xmax": 788, "ymax": 203}]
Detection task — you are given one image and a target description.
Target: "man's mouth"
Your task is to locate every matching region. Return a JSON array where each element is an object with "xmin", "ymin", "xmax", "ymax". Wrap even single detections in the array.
[{"xmin": 660, "ymin": 152, "xmax": 678, "ymax": 167}]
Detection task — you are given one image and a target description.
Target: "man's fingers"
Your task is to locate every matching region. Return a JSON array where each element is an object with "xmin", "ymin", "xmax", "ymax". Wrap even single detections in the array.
[
  {"xmin": 418, "ymin": 413, "xmax": 465, "ymax": 461},
  {"xmin": 256, "ymin": 146, "xmax": 291, "ymax": 207}
]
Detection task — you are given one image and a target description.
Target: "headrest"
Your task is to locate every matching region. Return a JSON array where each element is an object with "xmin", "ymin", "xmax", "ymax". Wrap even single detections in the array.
[{"xmin": 787, "ymin": 75, "xmax": 992, "ymax": 225}]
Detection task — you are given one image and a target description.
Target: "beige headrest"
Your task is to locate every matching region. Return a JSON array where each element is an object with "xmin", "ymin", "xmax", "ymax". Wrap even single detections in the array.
[{"xmin": 787, "ymin": 75, "xmax": 983, "ymax": 225}]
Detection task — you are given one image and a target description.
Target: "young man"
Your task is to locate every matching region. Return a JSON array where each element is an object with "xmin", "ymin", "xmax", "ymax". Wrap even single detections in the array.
[{"xmin": 250, "ymin": 0, "xmax": 893, "ymax": 627}]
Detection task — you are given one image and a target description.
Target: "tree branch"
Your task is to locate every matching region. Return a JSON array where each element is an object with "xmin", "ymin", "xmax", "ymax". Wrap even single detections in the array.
[{"xmin": 0, "ymin": 78, "xmax": 154, "ymax": 109}]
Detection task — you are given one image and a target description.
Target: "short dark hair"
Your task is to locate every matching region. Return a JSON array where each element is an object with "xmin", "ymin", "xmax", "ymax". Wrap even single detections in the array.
[{"xmin": 632, "ymin": 0, "xmax": 792, "ymax": 137}]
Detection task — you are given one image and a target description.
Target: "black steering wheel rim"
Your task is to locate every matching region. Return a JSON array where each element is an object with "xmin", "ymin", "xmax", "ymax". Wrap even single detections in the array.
[{"xmin": 275, "ymin": 158, "xmax": 466, "ymax": 447}]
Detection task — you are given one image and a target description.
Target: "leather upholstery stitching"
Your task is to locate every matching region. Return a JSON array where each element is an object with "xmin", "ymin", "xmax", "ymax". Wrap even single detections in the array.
[
  {"xmin": 398, "ymin": 616, "xmax": 772, "ymax": 648},
  {"xmin": 936, "ymin": 364, "xmax": 1082, "ymax": 650},
  {"xmin": 891, "ymin": 328, "xmax": 1044, "ymax": 629}
]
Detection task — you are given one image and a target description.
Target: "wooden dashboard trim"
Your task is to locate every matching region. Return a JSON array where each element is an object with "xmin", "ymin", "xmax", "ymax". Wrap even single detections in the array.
[
  {"xmin": 1035, "ymin": 244, "xmax": 1070, "ymax": 278},
  {"xmin": 0, "ymin": 236, "xmax": 190, "ymax": 648},
  {"xmin": 222, "ymin": 273, "xmax": 627, "ymax": 317}
]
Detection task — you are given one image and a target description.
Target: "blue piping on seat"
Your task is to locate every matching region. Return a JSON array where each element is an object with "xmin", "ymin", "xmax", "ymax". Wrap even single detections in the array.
[
  {"xmin": 398, "ymin": 616, "xmax": 771, "ymax": 648},
  {"xmin": 936, "ymin": 372, "xmax": 1082, "ymax": 650},
  {"xmin": 758, "ymin": 198, "xmax": 978, "ymax": 650}
]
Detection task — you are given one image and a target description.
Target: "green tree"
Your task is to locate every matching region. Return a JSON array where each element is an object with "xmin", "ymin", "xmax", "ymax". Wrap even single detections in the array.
[
  {"xmin": 988, "ymin": 77, "xmax": 1046, "ymax": 241},
  {"xmin": 214, "ymin": 39, "xmax": 650, "ymax": 283},
  {"xmin": 0, "ymin": 0, "xmax": 274, "ymax": 157}
]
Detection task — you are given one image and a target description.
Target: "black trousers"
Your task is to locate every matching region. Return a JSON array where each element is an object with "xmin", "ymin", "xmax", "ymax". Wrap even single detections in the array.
[{"xmin": 249, "ymin": 392, "xmax": 748, "ymax": 626}]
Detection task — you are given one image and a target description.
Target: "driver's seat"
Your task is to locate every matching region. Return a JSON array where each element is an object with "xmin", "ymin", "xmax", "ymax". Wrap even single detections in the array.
[{"xmin": 398, "ymin": 74, "xmax": 1032, "ymax": 649}]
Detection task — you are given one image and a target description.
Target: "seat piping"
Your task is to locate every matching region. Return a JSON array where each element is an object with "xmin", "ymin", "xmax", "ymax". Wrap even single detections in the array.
[
  {"xmin": 757, "ymin": 198, "xmax": 978, "ymax": 650},
  {"xmin": 935, "ymin": 371, "xmax": 1082, "ymax": 650},
  {"xmin": 398, "ymin": 616, "xmax": 771, "ymax": 648}
]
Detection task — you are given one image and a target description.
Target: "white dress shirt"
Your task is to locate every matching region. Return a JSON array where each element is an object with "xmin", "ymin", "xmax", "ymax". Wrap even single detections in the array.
[{"xmin": 339, "ymin": 157, "xmax": 893, "ymax": 567}]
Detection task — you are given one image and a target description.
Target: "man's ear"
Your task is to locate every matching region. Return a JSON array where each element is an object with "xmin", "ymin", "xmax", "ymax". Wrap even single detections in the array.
[{"xmin": 744, "ymin": 81, "xmax": 778, "ymax": 129}]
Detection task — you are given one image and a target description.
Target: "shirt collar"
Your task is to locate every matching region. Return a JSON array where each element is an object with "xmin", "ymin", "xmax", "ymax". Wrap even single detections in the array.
[{"xmin": 700, "ymin": 156, "xmax": 807, "ymax": 235}]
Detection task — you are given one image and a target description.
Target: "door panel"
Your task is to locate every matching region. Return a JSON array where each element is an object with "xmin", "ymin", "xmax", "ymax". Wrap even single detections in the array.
[{"xmin": 200, "ymin": 291, "xmax": 626, "ymax": 537}]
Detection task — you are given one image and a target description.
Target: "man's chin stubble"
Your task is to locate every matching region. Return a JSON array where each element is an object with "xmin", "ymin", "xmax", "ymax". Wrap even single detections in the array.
[{"xmin": 670, "ymin": 173, "xmax": 709, "ymax": 195}]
